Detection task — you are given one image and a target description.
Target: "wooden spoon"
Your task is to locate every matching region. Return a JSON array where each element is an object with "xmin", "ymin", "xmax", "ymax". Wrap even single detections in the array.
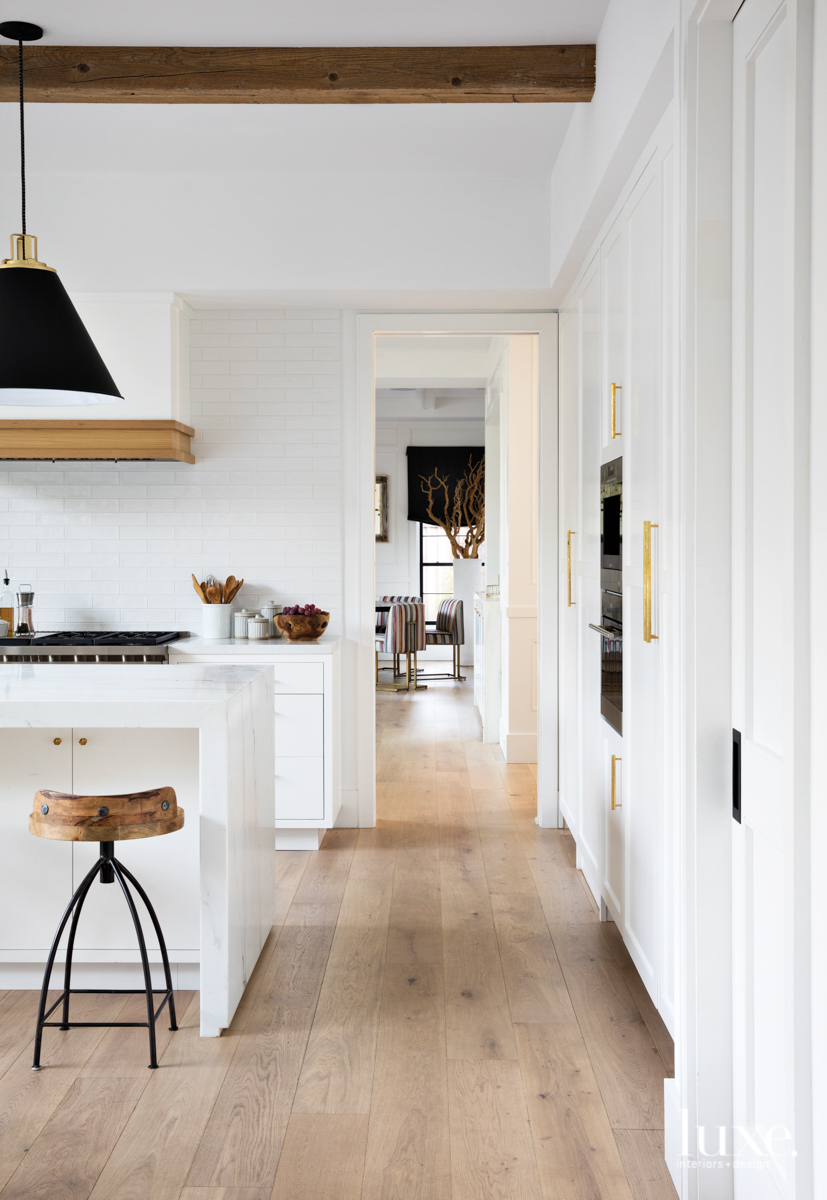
[
  {"xmin": 192, "ymin": 574, "xmax": 208, "ymax": 604},
  {"xmin": 205, "ymin": 585, "xmax": 222, "ymax": 604},
  {"xmin": 226, "ymin": 578, "xmax": 244, "ymax": 603},
  {"xmin": 225, "ymin": 575, "xmax": 237, "ymax": 600}
]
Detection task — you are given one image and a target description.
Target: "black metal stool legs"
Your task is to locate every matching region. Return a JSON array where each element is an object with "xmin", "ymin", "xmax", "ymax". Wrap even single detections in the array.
[
  {"xmin": 116, "ymin": 859, "xmax": 178, "ymax": 1034},
  {"xmin": 32, "ymin": 842, "xmax": 177, "ymax": 1072},
  {"xmin": 32, "ymin": 856, "xmax": 104, "ymax": 1070}
]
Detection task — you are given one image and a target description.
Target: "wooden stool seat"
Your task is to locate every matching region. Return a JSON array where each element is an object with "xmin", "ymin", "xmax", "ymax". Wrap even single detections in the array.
[{"xmin": 30, "ymin": 787, "xmax": 184, "ymax": 842}]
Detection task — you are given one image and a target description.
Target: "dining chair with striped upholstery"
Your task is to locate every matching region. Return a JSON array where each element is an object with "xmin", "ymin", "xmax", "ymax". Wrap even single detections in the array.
[
  {"xmin": 376, "ymin": 595, "xmax": 423, "ymax": 675},
  {"xmin": 375, "ymin": 602, "xmax": 427, "ymax": 692},
  {"xmin": 421, "ymin": 598, "xmax": 466, "ymax": 681}
]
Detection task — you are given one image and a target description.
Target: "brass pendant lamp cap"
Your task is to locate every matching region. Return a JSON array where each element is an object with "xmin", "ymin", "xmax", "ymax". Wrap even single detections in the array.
[{"xmin": 0, "ymin": 233, "xmax": 55, "ymax": 272}]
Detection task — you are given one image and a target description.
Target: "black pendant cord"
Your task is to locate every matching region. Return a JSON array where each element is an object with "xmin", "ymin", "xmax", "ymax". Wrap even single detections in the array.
[{"xmin": 18, "ymin": 38, "xmax": 26, "ymax": 247}]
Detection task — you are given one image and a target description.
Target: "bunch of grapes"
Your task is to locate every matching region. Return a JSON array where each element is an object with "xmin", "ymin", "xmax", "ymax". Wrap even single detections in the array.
[{"xmin": 283, "ymin": 603, "xmax": 326, "ymax": 616}]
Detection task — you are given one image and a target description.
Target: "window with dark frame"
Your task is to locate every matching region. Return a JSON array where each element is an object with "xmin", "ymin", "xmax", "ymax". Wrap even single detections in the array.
[{"xmin": 419, "ymin": 524, "xmax": 484, "ymax": 624}]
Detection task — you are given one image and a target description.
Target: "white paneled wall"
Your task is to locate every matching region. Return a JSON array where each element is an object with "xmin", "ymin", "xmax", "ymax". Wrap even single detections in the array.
[{"xmin": 0, "ymin": 309, "xmax": 343, "ymax": 633}]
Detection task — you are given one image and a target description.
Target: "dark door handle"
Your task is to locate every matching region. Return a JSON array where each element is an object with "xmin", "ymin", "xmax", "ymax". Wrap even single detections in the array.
[{"xmin": 732, "ymin": 729, "xmax": 741, "ymax": 824}]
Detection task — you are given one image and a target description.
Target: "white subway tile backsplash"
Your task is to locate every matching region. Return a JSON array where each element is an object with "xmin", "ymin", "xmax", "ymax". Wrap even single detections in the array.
[{"xmin": 0, "ymin": 309, "xmax": 343, "ymax": 633}]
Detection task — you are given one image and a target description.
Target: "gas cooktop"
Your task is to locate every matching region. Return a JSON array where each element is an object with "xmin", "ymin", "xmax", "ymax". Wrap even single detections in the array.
[{"xmin": 0, "ymin": 631, "xmax": 182, "ymax": 647}]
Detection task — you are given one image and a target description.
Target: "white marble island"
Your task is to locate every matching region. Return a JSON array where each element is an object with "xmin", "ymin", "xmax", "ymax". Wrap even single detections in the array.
[{"xmin": 0, "ymin": 663, "xmax": 275, "ymax": 1037}]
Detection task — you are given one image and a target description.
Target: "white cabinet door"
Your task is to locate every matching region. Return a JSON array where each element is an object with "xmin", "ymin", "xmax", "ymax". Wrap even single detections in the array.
[
  {"xmin": 275, "ymin": 759, "xmax": 324, "ymax": 821},
  {"xmin": 274, "ymin": 694, "xmax": 323, "ymax": 757},
  {"xmin": 604, "ymin": 736, "xmax": 624, "ymax": 920},
  {"xmin": 602, "ymin": 218, "xmax": 626, "ymax": 453},
  {"xmin": 621, "ymin": 156, "xmax": 666, "ymax": 1001},
  {"xmin": 274, "ymin": 694, "xmax": 324, "ymax": 821},
  {"xmin": 0, "ymin": 729, "xmax": 72, "ymax": 950},
  {"xmin": 71, "ymin": 728, "xmax": 200, "ymax": 954},
  {"xmin": 732, "ymin": 1, "xmax": 797, "ymax": 1190}
]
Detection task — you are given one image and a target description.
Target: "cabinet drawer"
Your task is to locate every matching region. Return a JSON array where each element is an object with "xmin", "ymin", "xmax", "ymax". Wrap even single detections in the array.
[
  {"xmin": 169, "ymin": 657, "xmax": 324, "ymax": 694},
  {"xmin": 274, "ymin": 695, "xmax": 323, "ymax": 757},
  {"xmin": 275, "ymin": 758, "xmax": 324, "ymax": 821},
  {"xmin": 271, "ymin": 664, "xmax": 323, "ymax": 693}
]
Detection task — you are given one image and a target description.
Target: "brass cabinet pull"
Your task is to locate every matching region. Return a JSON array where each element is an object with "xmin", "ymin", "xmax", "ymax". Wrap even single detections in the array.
[
  {"xmin": 567, "ymin": 530, "xmax": 575, "ymax": 606},
  {"xmin": 611, "ymin": 755, "xmax": 622, "ymax": 809},
  {"xmin": 611, "ymin": 383, "xmax": 622, "ymax": 439},
  {"xmin": 53, "ymin": 737, "xmax": 61, "ymax": 745},
  {"xmin": 643, "ymin": 521, "xmax": 659, "ymax": 643},
  {"xmin": 78, "ymin": 737, "xmax": 87, "ymax": 746}
]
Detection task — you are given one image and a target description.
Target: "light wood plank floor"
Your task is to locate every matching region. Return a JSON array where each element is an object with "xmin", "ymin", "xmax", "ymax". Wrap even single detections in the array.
[{"xmin": 0, "ymin": 676, "xmax": 677, "ymax": 1199}]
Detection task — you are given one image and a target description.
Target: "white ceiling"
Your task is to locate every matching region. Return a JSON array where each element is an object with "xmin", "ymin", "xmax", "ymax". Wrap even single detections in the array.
[
  {"xmin": 1, "ymin": 1, "xmax": 610, "ymax": 46},
  {"xmin": 0, "ymin": 102, "xmax": 573, "ymax": 177},
  {"xmin": 376, "ymin": 387, "xmax": 485, "ymax": 423},
  {"xmin": 0, "ymin": 1, "xmax": 606, "ymax": 181}
]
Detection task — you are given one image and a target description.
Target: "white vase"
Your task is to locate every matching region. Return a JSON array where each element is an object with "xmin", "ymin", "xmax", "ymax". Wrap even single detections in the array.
[
  {"xmin": 202, "ymin": 603, "xmax": 232, "ymax": 639},
  {"xmin": 452, "ymin": 557, "xmax": 483, "ymax": 667}
]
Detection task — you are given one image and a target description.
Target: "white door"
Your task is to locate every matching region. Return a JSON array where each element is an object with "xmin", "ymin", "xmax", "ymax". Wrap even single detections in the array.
[
  {"xmin": 622, "ymin": 154, "xmax": 668, "ymax": 1002},
  {"xmin": 732, "ymin": 1, "xmax": 799, "ymax": 1190}
]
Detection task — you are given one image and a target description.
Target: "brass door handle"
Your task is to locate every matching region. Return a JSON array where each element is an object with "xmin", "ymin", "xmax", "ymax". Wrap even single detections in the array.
[
  {"xmin": 643, "ymin": 521, "xmax": 659, "ymax": 643},
  {"xmin": 53, "ymin": 737, "xmax": 61, "ymax": 745},
  {"xmin": 611, "ymin": 755, "xmax": 622, "ymax": 809},
  {"xmin": 78, "ymin": 738, "xmax": 87, "ymax": 746},
  {"xmin": 611, "ymin": 383, "xmax": 622, "ymax": 439},
  {"xmin": 567, "ymin": 530, "xmax": 575, "ymax": 606}
]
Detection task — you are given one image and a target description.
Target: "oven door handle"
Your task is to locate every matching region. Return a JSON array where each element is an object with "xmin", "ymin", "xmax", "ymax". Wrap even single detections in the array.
[{"xmin": 588, "ymin": 623, "xmax": 623, "ymax": 639}]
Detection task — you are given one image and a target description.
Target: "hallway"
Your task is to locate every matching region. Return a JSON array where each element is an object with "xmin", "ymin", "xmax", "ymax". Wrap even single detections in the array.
[{"xmin": 0, "ymin": 678, "xmax": 676, "ymax": 1199}]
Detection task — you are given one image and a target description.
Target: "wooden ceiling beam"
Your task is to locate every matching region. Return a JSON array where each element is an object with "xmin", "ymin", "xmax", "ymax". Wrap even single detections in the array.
[{"xmin": 0, "ymin": 44, "xmax": 595, "ymax": 104}]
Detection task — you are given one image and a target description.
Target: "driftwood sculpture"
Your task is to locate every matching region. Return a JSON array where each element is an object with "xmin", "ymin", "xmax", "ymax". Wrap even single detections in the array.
[{"xmin": 419, "ymin": 454, "xmax": 485, "ymax": 559}]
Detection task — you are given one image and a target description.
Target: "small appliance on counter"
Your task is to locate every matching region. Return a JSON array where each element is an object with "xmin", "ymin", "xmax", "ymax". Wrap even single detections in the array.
[{"xmin": 15, "ymin": 585, "xmax": 35, "ymax": 635}]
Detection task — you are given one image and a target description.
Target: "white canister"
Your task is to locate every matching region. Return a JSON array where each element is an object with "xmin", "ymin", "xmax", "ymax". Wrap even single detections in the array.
[
  {"xmin": 203, "ymin": 603, "xmax": 232, "ymax": 639},
  {"xmin": 233, "ymin": 609, "xmax": 254, "ymax": 639},
  {"xmin": 247, "ymin": 615, "xmax": 269, "ymax": 641},
  {"xmin": 262, "ymin": 600, "xmax": 282, "ymax": 637},
  {"xmin": 0, "ymin": 619, "xmax": 8, "ymax": 638}
]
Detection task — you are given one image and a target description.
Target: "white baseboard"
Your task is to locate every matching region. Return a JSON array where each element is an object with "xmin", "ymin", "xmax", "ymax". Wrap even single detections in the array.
[
  {"xmin": 499, "ymin": 731, "xmax": 538, "ymax": 763},
  {"xmin": 0, "ymin": 960, "xmax": 199, "ymax": 990},
  {"xmin": 275, "ymin": 828, "xmax": 325, "ymax": 850}
]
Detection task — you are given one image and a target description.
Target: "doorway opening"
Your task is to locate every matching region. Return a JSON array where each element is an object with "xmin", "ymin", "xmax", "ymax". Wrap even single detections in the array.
[{"xmin": 367, "ymin": 325, "xmax": 548, "ymax": 823}]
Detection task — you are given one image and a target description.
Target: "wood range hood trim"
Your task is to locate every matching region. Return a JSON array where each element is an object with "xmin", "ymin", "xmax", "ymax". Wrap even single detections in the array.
[{"xmin": 0, "ymin": 419, "xmax": 196, "ymax": 463}]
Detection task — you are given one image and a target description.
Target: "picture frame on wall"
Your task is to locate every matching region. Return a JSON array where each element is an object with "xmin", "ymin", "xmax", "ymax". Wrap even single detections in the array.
[{"xmin": 375, "ymin": 475, "xmax": 389, "ymax": 542}]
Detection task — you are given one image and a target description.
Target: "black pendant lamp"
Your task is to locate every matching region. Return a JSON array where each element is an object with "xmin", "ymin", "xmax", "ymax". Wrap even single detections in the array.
[{"xmin": 0, "ymin": 21, "xmax": 122, "ymax": 405}]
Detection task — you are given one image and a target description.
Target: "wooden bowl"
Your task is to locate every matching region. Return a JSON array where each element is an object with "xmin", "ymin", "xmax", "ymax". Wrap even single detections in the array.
[{"xmin": 275, "ymin": 612, "xmax": 330, "ymax": 643}]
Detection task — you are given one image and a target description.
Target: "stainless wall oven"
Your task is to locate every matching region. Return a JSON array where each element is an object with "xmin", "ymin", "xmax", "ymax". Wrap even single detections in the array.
[{"xmin": 590, "ymin": 457, "xmax": 622, "ymax": 734}]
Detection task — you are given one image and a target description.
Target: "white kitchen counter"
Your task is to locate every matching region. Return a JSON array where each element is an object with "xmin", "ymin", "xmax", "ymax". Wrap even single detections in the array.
[
  {"xmin": 171, "ymin": 634, "xmax": 340, "ymax": 655},
  {"xmin": 0, "ymin": 664, "xmax": 275, "ymax": 1037}
]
